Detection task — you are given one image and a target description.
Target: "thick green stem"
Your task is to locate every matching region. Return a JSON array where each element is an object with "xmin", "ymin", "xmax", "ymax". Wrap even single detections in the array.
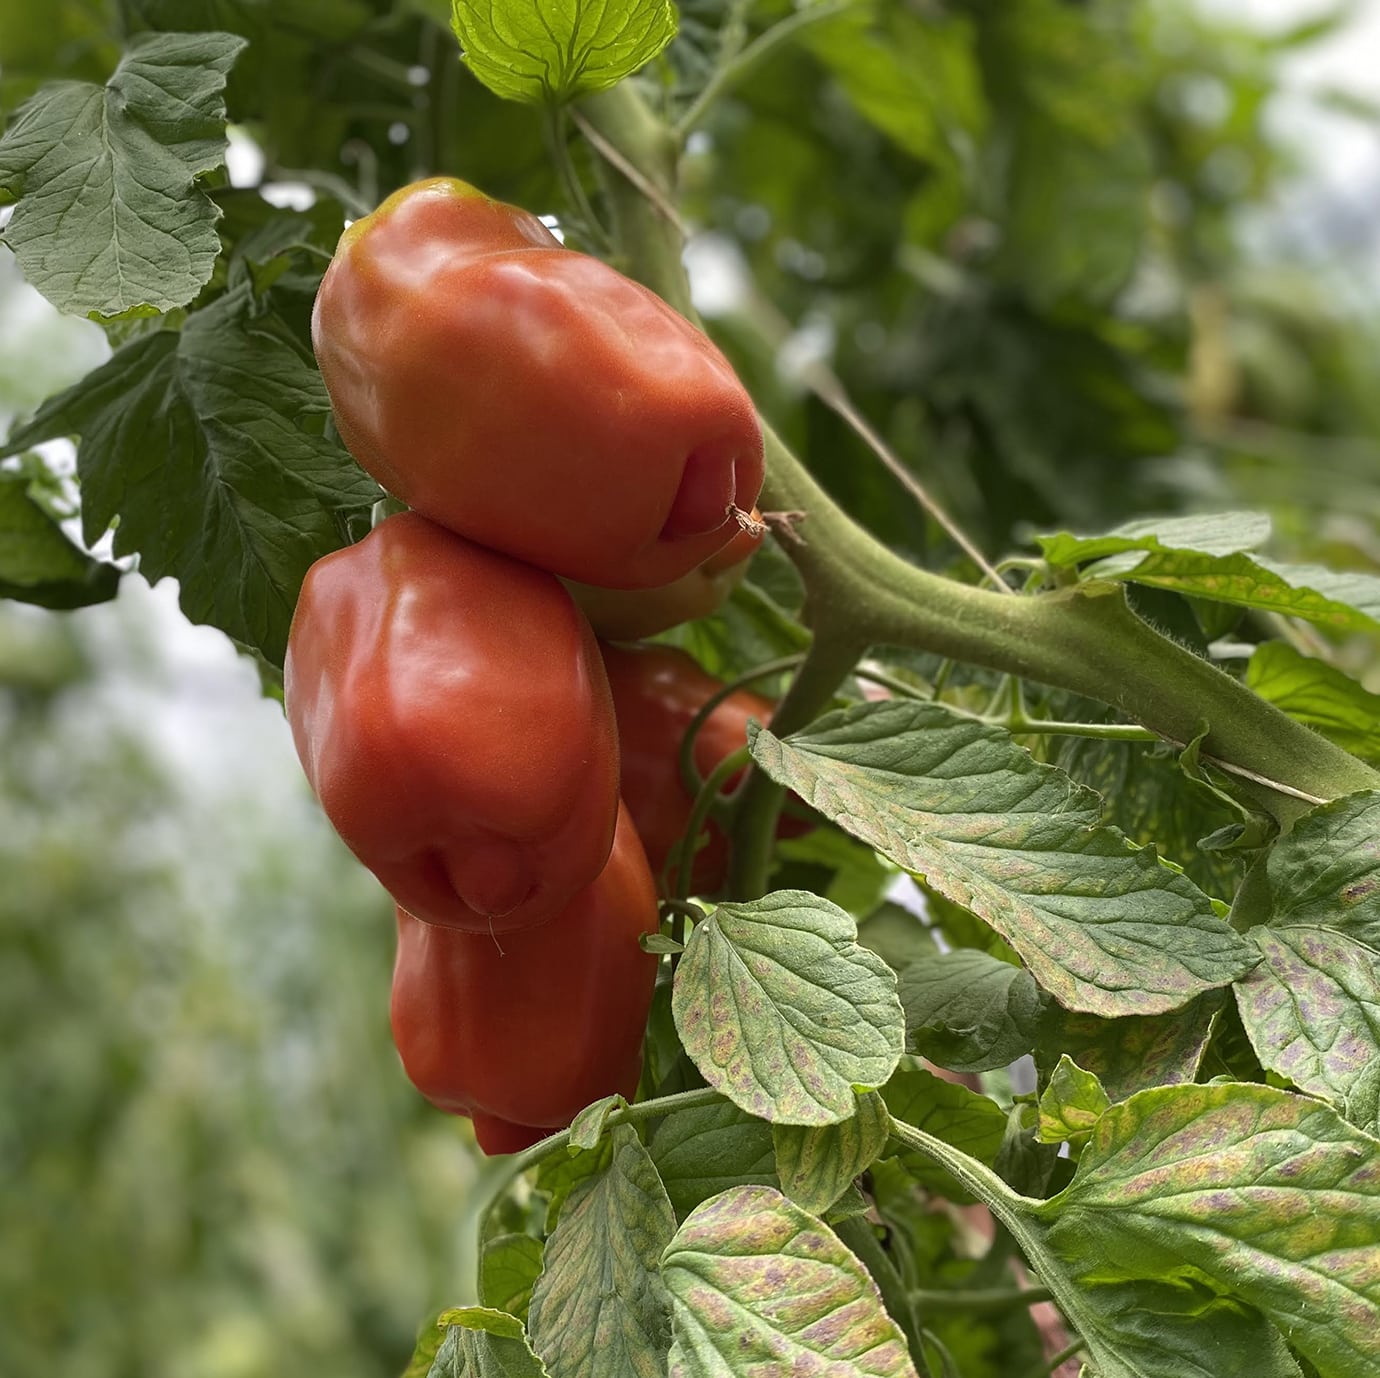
[
  {"xmin": 759, "ymin": 426, "xmax": 1378, "ymax": 822},
  {"xmin": 579, "ymin": 81, "xmax": 1380, "ymax": 835}
]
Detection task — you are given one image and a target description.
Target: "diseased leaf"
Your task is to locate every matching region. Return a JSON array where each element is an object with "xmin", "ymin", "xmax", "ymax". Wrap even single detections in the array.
[
  {"xmin": 2, "ymin": 284, "xmax": 380, "ymax": 665},
  {"xmin": 672, "ymin": 892, "xmax": 904, "ymax": 1125},
  {"xmin": 661, "ymin": 1185, "xmax": 920, "ymax": 1378},
  {"xmin": 429, "ymin": 1307, "xmax": 550, "ymax": 1377},
  {"xmin": 1247, "ymin": 642, "xmax": 1380, "ymax": 764},
  {"xmin": 887, "ymin": 1083, "xmax": 1380, "ymax": 1378},
  {"xmin": 0, "ymin": 31, "xmax": 246, "ymax": 317},
  {"xmin": 650, "ymin": 1100, "xmax": 778, "ymax": 1221},
  {"xmin": 1232, "ymin": 792, "xmax": 1380, "ymax": 1124},
  {"xmin": 773, "ymin": 1090, "xmax": 891, "ymax": 1216},
  {"xmin": 899, "ymin": 947, "xmax": 1044, "ymax": 1072},
  {"xmin": 1038, "ymin": 1085, "xmax": 1380, "ymax": 1378},
  {"xmin": 1037, "ymin": 1056, "xmax": 1110, "ymax": 1150},
  {"xmin": 481, "ymin": 1234, "xmax": 544, "ymax": 1324},
  {"xmin": 452, "ymin": 0, "xmax": 676, "ymax": 104},
  {"xmin": 528, "ymin": 1125, "xmax": 674, "ymax": 1378},
  {"xmin": 1035, "ymin": 994, "xmax": 1220, "ymax": 1103},
  {"xmin": 749, "ymin": 703, "xmax": 1255, "ymax": 1016}
]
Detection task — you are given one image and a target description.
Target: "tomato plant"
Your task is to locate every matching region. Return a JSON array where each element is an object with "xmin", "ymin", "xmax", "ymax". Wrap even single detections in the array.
[{"xmin": 3, "ymin": 3, "xmax": 1380, "ymax": 1377}]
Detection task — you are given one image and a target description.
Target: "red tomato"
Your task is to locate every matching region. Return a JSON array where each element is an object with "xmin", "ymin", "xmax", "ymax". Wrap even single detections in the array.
[
  {"xmin": 285, "ymin": 512, "xmax": 619, "ymax": 932},
  {"xmin": 390, "ymin": 804, "xmax": 660, "ymax": 1154},
  {"xmin": 600, "ymin": 643, "xmax": 778, "ymax": 895},
  {"xmin": 312, "ymin": 178, "xmax": 764, "ymax": 589}
]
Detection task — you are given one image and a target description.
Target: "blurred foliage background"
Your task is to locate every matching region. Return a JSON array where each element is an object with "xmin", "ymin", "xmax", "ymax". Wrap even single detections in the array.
[{"xmin": 2, "ymin": 0, "xmax": 1379, "ymax": 1375}]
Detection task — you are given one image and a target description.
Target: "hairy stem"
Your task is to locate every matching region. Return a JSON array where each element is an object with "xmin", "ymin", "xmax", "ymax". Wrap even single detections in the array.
[{"xmin": 579, "ymin": 80, "xmax": 1380, "ymax": 845}]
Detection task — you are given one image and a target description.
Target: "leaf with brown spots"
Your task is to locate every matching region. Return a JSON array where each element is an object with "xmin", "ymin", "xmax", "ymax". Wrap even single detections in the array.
[
  {"xmin": 1233, "ymin": 792, "xmax": 1380, "ymax": 1126},
  {"xmin": 749, "ymin": 705, "xmax": 1254, "ymax": 1016},
  {"xmin": 661, "ymin": 1185, "xmax": 920, "ymax": 1377},
  {"xmin": 672, "ymin": 892, "xmax": 904, "ymax": 1126}
]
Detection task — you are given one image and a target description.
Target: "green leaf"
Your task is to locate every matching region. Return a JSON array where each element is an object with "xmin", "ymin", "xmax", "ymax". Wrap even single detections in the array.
[
  {"xmin": 1037, "ymin": 1055, "xmax": 1110, "ymax": 1150},
  {"xmin": 1037, "ymin": 511, "xmax": 1274, "ymax": 568},
  {"xmin": 1038, "ymin": 1084, "xmax": 1380, "ymax": 1378},
  {"xmin": 672, "ymin": 891, "xmax": 904, "ymax": 1126},
  {"xmin": 1232, "ymin": 792, "xmax": 1380, "ymax": 1123},
  {"xmin": 2, "ymin": 285, "xmax": 380, "ymax": 665},
  {"xmin": 0, "ymin": 32, "xmax": 246, "ymax": 318},
  {"xmin": 528, "ymin": 1124, "xmax": 675, "ymax": 1378},
  {"xmin": 749, "ymin": 703, "xmax": 1256, "ymax": 1016},
  {"xmin": 569, "ymin": 1095, "xmax": 622, "ymax": 1151},
  {"xmin": 649, "ymin": 1100, "xmax": 778, "ymax": 1221},
  {"xmin": 1060, "ymin": 1279, "xmax": 1304, "ymax": 1378},
  {"xmin": 1037, "ymin": 512, "xmax": 1380, "ymax": 635},
  {"xmin": 661, "ymin": 1185, "xmax": 920, "ymax": 1378},
  {"xmin": 899, "ymin": 947, "xmax": 1045, "ymax": 1073},
  {"xmin": 481, "ymin": 1234, "xmax": 544, "ymax": 1323},
  {"xmin": 429, "ymin": 1308, "xmax": 551, "ymax": 1377},
  {"xmin": 0, "ymin": 467, "xmax": 118, "ymax": 609},
  {"xmin": 1035, "ymin": 994, "xmax": 1220, "ymax": 1103},
  {"xmin": 880, "ymin": 1060, "xmax": 1007, "ymax": 1203},
  {"xmin": 888, "ymin": 1083, "xmax": 1380, "ymax": 1378},
  {"xmin": 1246, "ymin": 643, "xmax": 1380, "ymax": 764},
  {"xmin": 452, "ymin": 0, "xmax": 677, "ymax": 105},
  {"xmin": 772, "ymin": 1089, "xmax": 891, "ymax": 1216}
]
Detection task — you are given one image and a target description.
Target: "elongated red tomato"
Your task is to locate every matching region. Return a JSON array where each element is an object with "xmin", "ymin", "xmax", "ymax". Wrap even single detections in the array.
[
  {"xmin": 601, "ymin": 643, "xmax": 778, "ymax": 894},
  {"xmin": 284, "ymin": 511, "xmax": 620, "ymax": 932},
  {"xmin": 312, "ymin": 177, "xmax": 764, "ymax": 589},
  {"xmin": 390, "ymin": 804, "xmax": 660, "ymax": 1154}
]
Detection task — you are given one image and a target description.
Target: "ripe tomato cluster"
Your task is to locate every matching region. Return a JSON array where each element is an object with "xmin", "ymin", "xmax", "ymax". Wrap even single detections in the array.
[{"xmin": 285, "ymin": 178, "xmax": 777, "ymax": 1154}]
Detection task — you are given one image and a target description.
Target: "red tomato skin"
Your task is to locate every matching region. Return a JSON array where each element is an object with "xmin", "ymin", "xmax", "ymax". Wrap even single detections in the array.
[
  {"xmin": 389, "ymin": 804, "xmax": 660, "ymax": 1149},
  {"xmin": 284, "ymin": 511, "xmax": 620, "ymax": 932},
  {"xmin": 600, "ymin": 643, "xmax": 778, "ymax": 894},
  {"xmin": 312, "ymin": 178, "xmax": 764, "ymax": 589}
]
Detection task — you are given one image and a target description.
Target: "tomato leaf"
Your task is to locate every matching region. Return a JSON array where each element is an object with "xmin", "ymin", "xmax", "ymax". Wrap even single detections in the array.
[
  {"xmin": 888, "ymin": 1082, "xmax": 1380, "ymax": 1378},
  {"xmin": 1232, "ymin": 791, "xmax": 1380, "ymax": 1126},
  {"xmin": 428, "ymin": 1307, "xmax": 551, "ymax": 1377},
  {"xmin": 480, "ymin": 1234, "xmax": 544, "ymax": 1325},
  {"xmin": 1038, "ymin": 511, "xmax": 1380, "ymax": 635},
  {"xmin": 0, "ymin": 31, "xmax": 246, "ymax": 318},
  {"xmin": 527, "ymin": 1124, "xmax": 675, "ymax": 1378},
  {"xmin": 649, "ymin": 1100, "xmax": 778, "ymax": 1221},
  {"xmin": 772, "ymin": 1089, "xmax": 891, "ymax": 1216},
  {"xmin": 452, "ymin": 0, "xmax": 677, "ymax": 104},
  {"xmin": 0, "ymin": 467, "xmax": 118, "ymax": 609},
  {"xmin": 1, "ymin": 284, "xmax": 379, "ymax": 665},
  {"xmin": 749, "ymin": 703, "xmax": 1256, "ymax": 1016},
  {"xmin": 661, "ymin": 1185, "xmax": 920, "ymax": 1378},
  {"xmin": 1247, "ymin": 642, "xmax": 1380, "ymax": 764},
  {"xmin": 899, "ymin": 947, "xmax": 1045, "ymax": 1073},
  {"xmin": 672, "ymin": 891, "xmax": 904, "ymax": 1125},
  {"xmin": 1037, "ymin": 1055, "xmax": 1110, "ymax": 1149}
]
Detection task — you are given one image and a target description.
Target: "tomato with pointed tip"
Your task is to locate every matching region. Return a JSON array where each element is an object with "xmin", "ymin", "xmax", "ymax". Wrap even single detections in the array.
[
  {"xmin": 312, "ymin": 177, "xmax": 764, "ymax": 589},
  {"xmin": 564, "ymin": 511, "xmax": 765, "ymax": 641},
  {"xmin": 390, "ymin": 803, "xmax": 660, "ymax": 1154},
  {"xmin": 284, "ymin": 511, "xmax": 620, "ymax": 932}
]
